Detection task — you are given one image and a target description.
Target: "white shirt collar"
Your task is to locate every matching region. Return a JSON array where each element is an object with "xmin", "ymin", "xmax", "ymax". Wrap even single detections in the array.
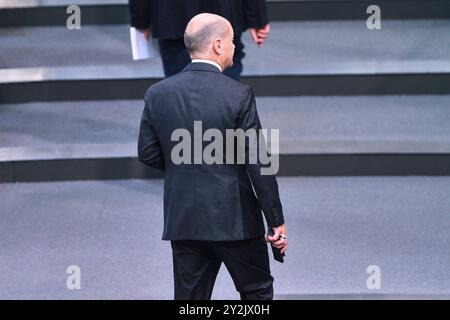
[{"xmin": 191, "ymin": 59, "xmax": 223, "ymax": 72}]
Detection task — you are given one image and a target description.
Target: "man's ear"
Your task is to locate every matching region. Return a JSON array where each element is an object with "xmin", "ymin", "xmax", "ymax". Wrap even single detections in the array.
[{"xmin": 214, "ymin": 38, "xmax": 222, "ymax": 55}]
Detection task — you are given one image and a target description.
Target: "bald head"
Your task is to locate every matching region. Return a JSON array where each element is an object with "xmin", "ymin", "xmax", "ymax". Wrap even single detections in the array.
[{"xmin": 184, "ymin": 13, "xmax": 232, "ymax": 56}]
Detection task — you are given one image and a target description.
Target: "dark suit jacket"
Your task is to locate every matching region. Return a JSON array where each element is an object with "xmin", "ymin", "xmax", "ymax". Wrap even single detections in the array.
[
  {"xmin": 138, "ymin": 62, "xmax": 284, "ymax": 241},
  {"xmin": 129, "ymin": 0, "xmax": 268, "ymax": 39}
]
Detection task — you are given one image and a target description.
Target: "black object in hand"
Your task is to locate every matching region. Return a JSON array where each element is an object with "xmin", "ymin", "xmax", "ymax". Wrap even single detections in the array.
[{"xmin": 267, "ymin": 228, "xmax": 285, "ymax": 263}]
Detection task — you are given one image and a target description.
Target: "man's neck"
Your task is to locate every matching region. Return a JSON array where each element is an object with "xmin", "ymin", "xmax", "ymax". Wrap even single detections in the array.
[{"xmin": 191, "ymin": 58, "xmax": 223, "ymax": 72}]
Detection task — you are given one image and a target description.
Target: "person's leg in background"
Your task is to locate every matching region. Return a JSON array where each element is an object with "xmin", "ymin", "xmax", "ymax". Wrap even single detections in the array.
[
  {"xmin": 158, "ymin": 38, "xmax": 191, "ymax": 77},
  {"xmin": 214, "ymin": 236, "xmax": 274, "ymax": 300},
  {"xmin": 158, "ymin": 35, "xmax": 245, "ymax": 80},
  {"xmin": 171, "ymin": 240, "xmax": 222, "ymax": 300},
  {"xmin": 223, "ymin": 34, "xmax": 245, "ymax": 81}
]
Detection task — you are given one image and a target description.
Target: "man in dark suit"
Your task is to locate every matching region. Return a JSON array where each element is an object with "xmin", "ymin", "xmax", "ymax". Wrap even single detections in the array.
[
  {"xmin": 138, "ymin": 13, "xmax": 287, "ymax": 300},
  {"xmin": 128, "ymin": 0, "xmax": 270, "ymax": 80}
]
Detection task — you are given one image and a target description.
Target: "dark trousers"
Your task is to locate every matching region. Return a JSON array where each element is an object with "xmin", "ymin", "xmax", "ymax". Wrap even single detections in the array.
[
  {"xmin": 158, "ymin": 34, "xmax": 245, "ymax": 81},
  {"xmin": 171, "ymin": 236, "xmax": 274, "ymax": 300}
]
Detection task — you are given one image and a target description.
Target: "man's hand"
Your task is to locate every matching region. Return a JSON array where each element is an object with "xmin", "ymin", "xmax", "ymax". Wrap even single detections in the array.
[
  {"xmin": 266, "ymin": 224, "xmax": 288, "ymax": 255},
  {"xmin": 249, "ymin": 24, "xmax": 270, "ymax": 47},
  {"xmin": 139, "ymin": 28, "xmax": 150, "ymax": 41}
]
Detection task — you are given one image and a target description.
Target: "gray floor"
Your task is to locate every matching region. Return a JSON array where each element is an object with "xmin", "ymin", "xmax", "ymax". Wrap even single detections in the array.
[
  {"xmin": 0, "ymin": 0, "xmax": 292, "ymax": 9},
  {"xmin": 0, "ymin": 176, "xmax": 449, "ymax": 299},
  {"xmin": 1, "ymin": 96, "xmax": 450, "ymax": 152},
  {"xmin": 1, "ymin": 20, "xmax": 449, "ymax": 73}
]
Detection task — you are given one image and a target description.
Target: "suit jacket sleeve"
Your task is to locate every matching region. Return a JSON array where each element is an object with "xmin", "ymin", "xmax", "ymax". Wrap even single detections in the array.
[
  {"xmin": 138, "ymin": 94, "xmax": 165, "ymax": 171},
  {"xmin": 242, "ymin": 0, "xmax": 269, "ymax": 29},
  {"xmin": 237, "ymin": 86, "xmax": 284, "ymax": 227},
  {"xmin": 128, "ymin": 0, "xmax": 151, "ymax": 29}
]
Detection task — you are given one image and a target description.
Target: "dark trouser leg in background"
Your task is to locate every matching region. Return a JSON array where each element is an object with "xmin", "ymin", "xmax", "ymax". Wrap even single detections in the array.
[
  {"xmin": 158, "ymin": 38, "xmax": 191, "ymax": 77},
  {"xmin": 158, "ymin": 34, "xmax": 245, "ymax": 80}
]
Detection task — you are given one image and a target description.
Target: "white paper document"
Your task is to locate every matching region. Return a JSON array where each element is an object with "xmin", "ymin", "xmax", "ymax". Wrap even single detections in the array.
[{"xmin": 130, "ymin": 27, "xmax": 160, "ymax": 60}]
